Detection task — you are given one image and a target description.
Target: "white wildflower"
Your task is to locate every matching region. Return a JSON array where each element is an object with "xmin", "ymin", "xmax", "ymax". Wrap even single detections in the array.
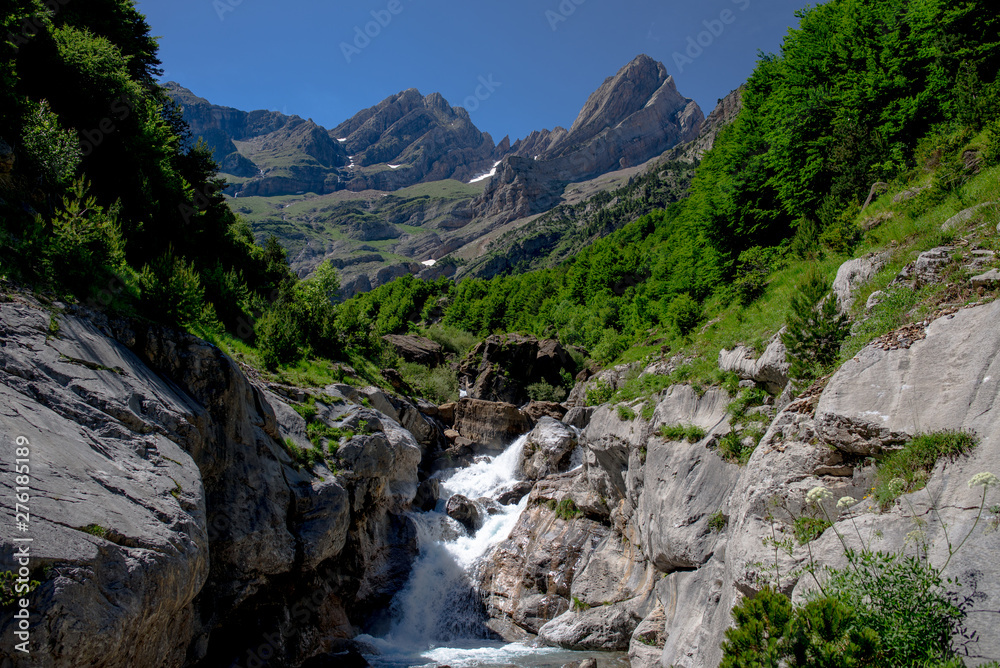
[
  {"xmin": 837, "ymin": 496, "xmax": 856, "ymax": 510},
  {"xmin": 807, "ymin": 486, "xmax": 833, "ymax": 504},
  {"xmin": 968, "ymin": 472, "xmax": 1000, "ymax": 489}
]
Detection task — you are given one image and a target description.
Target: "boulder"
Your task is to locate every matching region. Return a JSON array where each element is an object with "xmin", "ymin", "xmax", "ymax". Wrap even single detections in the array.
[
  {"xmin": 538, "ymin": 602, "xmax": 642, "ymax": 651},
  {"xmin": 971, "ymin": 268, "xmax": 1000, "ymax": 288},
  {"xmin": 445, "ymin": 494, "xmax": 482, "ymax": 532},
  {"xmin": 520, "ymin": 417, "xmax": 579, "ymax": 480},
  {"xmin": 453, "ymin": 398, "xmax": 533, "ymax": 449},
  {"xmin": 563, "ymin": 406, "xmax": 595, "ymax": 429},
  {"xmin": 941, "ymin": 202, "xmax": 997, "ymax": 232},
  {"xmin": 832, "ymin": 252, "xmax": 890, "ymax": 311},
  {"xmin": 893, "ymin": 185, "xmax": 929, "ymax": 203},
  {"xmin": 629, "ymin": 604, "xmax": 667, "ymax": 668},
  {"xmin": 524, "ymin": 401, "xmax": 568, "ymax": 422},
  {"xmin": 459, "ymin": 334, "xmax": 577, "ymax": 405},
  {"xmin": 497, "ymin": 481, "xmax": 534, "ymax": 505},
  {"xmin": 381, "ymin": 334, "xmax": 444, "ymax": 368},
  {"xmin": 718, "ymin": 333, "xmax": 790, "ymax": 394},
  {"xmin": 892, "ymin": 246, "xmax": 954, "ymax": 287}
]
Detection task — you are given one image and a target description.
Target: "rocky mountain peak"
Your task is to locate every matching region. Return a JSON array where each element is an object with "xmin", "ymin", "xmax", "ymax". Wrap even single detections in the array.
[{"xmin": 565, "ymin": 54, "xmax": 670, "ymax": 144}]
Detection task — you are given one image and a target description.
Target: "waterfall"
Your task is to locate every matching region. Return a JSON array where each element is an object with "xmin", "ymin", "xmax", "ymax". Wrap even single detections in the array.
[{"xmin": 359, "ymin": 434, "xmax": 530, "ymax": 664}]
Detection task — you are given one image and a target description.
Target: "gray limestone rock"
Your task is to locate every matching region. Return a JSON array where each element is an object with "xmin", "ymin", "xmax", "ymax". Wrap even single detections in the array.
[
  {"xmin": 520, "ymin": 417, "xmax": 578, "ymax": 480},
  {"xmin": 833, "ymin": 252, "xmax": 890, "ymax": 311}
]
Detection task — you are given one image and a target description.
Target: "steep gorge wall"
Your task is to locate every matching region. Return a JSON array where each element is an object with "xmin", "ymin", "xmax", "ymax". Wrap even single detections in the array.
[
  {"xmin": 0, "ymin": 295, "xmax": 429, "ymax": 667},
  {"xmin": 477, "ymin": 299, "xmax": 1000, "ymax": 666}
]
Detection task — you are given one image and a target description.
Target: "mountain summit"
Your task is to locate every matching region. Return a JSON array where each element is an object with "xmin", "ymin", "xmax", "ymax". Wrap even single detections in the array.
[{"xmin": 476, "ymin": 55, "xmax": 703, "ymax": 223}]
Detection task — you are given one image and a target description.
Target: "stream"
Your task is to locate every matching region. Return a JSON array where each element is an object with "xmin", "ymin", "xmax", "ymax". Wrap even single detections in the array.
[{"xmin": 356, "ymin": 434, "xmax": 628, "ymax": 668}]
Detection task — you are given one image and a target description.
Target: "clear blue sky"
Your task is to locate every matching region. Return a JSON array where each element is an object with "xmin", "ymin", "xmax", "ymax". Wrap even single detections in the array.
[{"xmin": 136, "ymin": 0, "xmax": 806, "ymax": 142}]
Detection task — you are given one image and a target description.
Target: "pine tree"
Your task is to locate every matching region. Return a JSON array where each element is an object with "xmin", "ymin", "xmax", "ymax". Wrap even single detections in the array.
[{"xmin": 782, "ymin": 274, "xmax": 850, "ymax": 388}]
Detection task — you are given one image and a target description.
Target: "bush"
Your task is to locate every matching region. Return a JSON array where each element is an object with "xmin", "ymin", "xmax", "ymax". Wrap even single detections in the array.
[
  {"xmin": 986, "ymin": 118, "xmax": 1000, "ymax": 167},
  {"xmin": 782, "ymin": 274, "xmax": 849, "ymax": 388},
  {"xmin": 734, "ymin": 246, "xmax": 780, "ymax": 306},
  {"xmin": 398, "ymin": 360, "xmax": 460, "ymax": 404},
  {"xmin": 527, "ymin": 380, "xmax": 567, "ymax": 403},
  {"xmin": 616, "ymin": 405, "xmax": 637, "ymax": 421},
  {"xmin": 139, "ymin": 254, "xmax": 209, "ymax": 328},
  {"xmin": 709, "ymin": 511, "xmax": 729, "ymax": 533},
  {"xmin": 585, "ymin": 379, "xmax": 613, "ymax": 407},
  {"xmin": 664, "ymin": 293, "xmax": 702, "ymax": 335},
  {"xmin": 422, "ymin": 324, "xmax": 478, "ymax": 356},
  {"xmin": 874, "ymin": 430, "xmax": 978, "ymax": 508},
  {"xmin": 793, "ymin": 516, "xmax": 832, "ymax": 544},
  {"xmin": 20, "ymin": 100, "xmax": 81, "ymax": 186},
  {"xmin": 256, "ymin": 302, "xmax": 306, "ymax": 370},
  {"xmin": 554, "ymin": 498, "xmax": 583, "ymax": 521}
]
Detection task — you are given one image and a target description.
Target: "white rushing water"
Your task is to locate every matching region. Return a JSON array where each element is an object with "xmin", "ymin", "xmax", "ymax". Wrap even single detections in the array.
[{"xmin": 358, "ymin": 433, "xmax": 626, "ymax": 668}]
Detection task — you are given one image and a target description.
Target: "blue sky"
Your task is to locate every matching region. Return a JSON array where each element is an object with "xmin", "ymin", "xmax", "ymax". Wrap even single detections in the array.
[{"xmin": 136, "ymin": 0, "xmax": 806, "ymax": 142}]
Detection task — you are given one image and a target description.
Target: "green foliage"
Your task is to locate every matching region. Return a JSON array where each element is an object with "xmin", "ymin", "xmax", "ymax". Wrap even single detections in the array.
[
  {"xmin": 20, "ymin": 99, "xmax": 81, "ymax": 185},
  {"xmin": 718, "ymin": 431, "xmax": 755, "ymax": 467},
  {"xmin": 734, "ymin": 246, "xmax": 781, "ymax": 306},
  {"xmin": 720, "ymin": 586, "xmax": 792, "ymax": 668},
  {"xmin": 709, "ymin": 511, "xmax": 729, "ymax": 533},
  {"xmin": 659, "ymin": 423, "xmax": 706, "ymax": 443},
  {"xmin": 0, "ymin": 570, "xmax": 40, "ymax": 608},
  {"xmin": 80, "ymin": 524, "xmax": 108, "ymax": 538},
  {"xmin": 554, "ymin": 498, "xmax": 583, "ymax": 521},
  {"xmin": 616, "ymin": 404, "xmax": 637, "ymax": 421},
  {"xmin": 138, "ymin": 253, "xmax": 209, "ymax": 328},
  {"xmin": 664, "ymin": 293, "xmax": 702, "ymax": 335},
  {"xmin": 874, "ymin": 430, "xmax": 979, "ymax": 508},
  {"xmin": 987, "ymin": 118, "xmax": 1000, "ymax": 167},
  {"xmin": 782, "ymin": 275, "xmax": 850, "ymax": 387},
  {"xmin": 282, "ymin": 437, "xmax": 324, "ymax": 470},
  {"xmin": 572, "ymin": 596, "xmax": 591, "ymax": 612},
  {"xmin": 585, "ymin": 379, "xmax": 613, "ymax": 407},
  {"xmin": 398, "ymin": 361, "xmax": 460, "ymax": 404},
  {"xmin": 421, "ymin": 324, "xmax": 478, "ymax": 356},
  {"xmin": 526, "ymin": 380, "xmax": 567, "ymax": 403},
  {"xmin": 793, "ymin": 516, "xmax": 832, "ymax": 545}
]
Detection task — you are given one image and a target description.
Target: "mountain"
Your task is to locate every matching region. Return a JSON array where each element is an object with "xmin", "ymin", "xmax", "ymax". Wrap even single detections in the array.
[
  {"xmin": 472, "ymin": 55, "xmax": 704, "ymax": 223},
  {"xmin": 330, "ymin": 88, "xmax": 500, "ymax": 191},
  {"xmin": 166, "ymin": 84, "xmax": 500, "ymax": 198},
  {"xmin": 169, "ymin": 55, "xmax": 709, "ymax": 296}
]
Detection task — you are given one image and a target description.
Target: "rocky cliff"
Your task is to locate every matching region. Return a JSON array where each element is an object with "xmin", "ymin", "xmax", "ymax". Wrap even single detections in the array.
[
  {"xmin": 473, "ymin": 55, "xmax": 704, "ymax": 224},
  {"xmin": 167, "ymin": 84, "xmax": 500, "ymax": 198},
  {"xmin": 0, "ymin": 292, "xmax": 439, "ymax": 667},
  {"xmin": 471, "ymin": 295, "xmax": 1000, "ymax": 666}
]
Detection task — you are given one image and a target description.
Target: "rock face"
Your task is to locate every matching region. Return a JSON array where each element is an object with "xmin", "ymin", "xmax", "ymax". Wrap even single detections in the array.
[
  {"xmin": 0, "ymin": 296, "xmax": 427, "ymax": 667},
  {"xmin": 459, "ymin": 334, "xmax": 577, "ymax": 405},
  {"xmin": 832, "ymin": 252, "xmax": 891, "ymax": 311},
  {"xmin": 166, "ymin": 83, "xmax": 500, "ymax": 197},
  {"xmin": 452, "ymin": 399, "xmax": 533, "ymax": 449},
  {"xmin": 382, "ymin": 334, "xmax": 444, "ymax": 367},
  {"xmin": 331, "ymin": 88, "xmax": 498, "ymax": 190},
  {"xmin": 718, "ymin": 333, "xmax": 790, "ymax": 394},
  {"xmin": 473, "ymin": 55, "xmax": 703, "ymax": 224},
  {"xmin": 519, "ymin": 417, "xmax": 578, "ymax": 480},
  {"xmin": 664, "ymin": 87, "xmax": 744, "ymax": 163}
]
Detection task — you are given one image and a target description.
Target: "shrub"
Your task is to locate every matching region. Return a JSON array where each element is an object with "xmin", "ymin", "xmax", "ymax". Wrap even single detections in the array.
[
  {"xmin": 986, "ymin": 118, "xmax": 1000, "ymax": 167},
  {"xmin": 398, "ymin": 360, "xmax": 460, "ymax": 404},
  {"xmin": 782, "ymin": 274, "xmax": 849, "ymax": 388},
  {"xmin": 616, "ymin": 404, "xmax": 637, "ymax": 421},
  {"xmin": 793, "ymin": 516, "xmax": 832, "ymax": 544},
  {"xmin": 256, "ymin": 302, "xmax": 306, "ymax": 370},
  {"xmin": 874, "ymin": 430, "xmax": 978, "ymax": 508},
  {"xmin": 734, "ymin": 246, "xmax": 780, "ymax": 306},
  {"xmin": 527, "ymin": 380, "xmax": 567, "ymax": 403},
  {"xmin": 139, "ymin": 254, "xmax": 209, "ymax": 328},
  {"xmin": 659, "ymin": 424, "xmax": 706, "ymax": 443},
  {"xmin": 709, "ymin": 511, "xmax": 729, "ymax": 533},
  {"xmin": 1, "ymin": 571, "xmax": 40, "ymax": 607},
  {"xmin": 555, "ymin": 498, "xmax": 583, "ymax": 521},
  {"xmin": 21, "ymin": 100, "xmax": 81, "ymax": 186},
  {"xmin": 664, "ymin": 293, "xmax": 702, "ymax": 335},
  {"xmin": 585, "ymin": 379, "xmax": 613, "ymax": 407},
  {"xmin": 421, "ymin": 324, "xmax": 478, "ymax": 356}
]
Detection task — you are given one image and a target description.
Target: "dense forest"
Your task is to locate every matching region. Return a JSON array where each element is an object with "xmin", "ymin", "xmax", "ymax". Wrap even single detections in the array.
[
  {"xmin": 2, "ymin": 0, "xmax": 999, "ymax": 385},
  {"xmin": 339, "ymin": 0, "xmax": 1000, "ymax": 370}
]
